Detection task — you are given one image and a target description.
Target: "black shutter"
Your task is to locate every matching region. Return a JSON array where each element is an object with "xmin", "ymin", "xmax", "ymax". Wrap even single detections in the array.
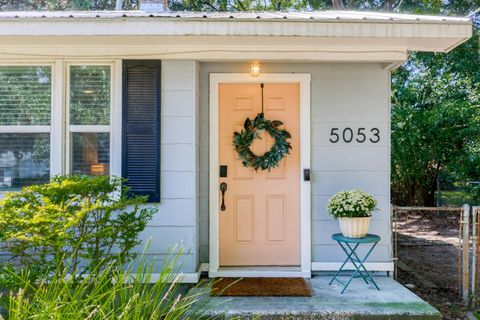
[{"xmin": 122, "ymin": 60, "xmax": 161, "ymax": 202}]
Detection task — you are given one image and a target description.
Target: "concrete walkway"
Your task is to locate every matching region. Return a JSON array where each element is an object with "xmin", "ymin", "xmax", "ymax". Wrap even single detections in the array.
[{"xmin": 193, "ymin": 276, "xmax": 441, "ymax": 319}]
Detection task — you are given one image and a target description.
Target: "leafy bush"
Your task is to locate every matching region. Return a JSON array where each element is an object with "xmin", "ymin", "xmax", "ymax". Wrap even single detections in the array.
[
  {"xmin": 6, "ymin": 252, "xmax": 210, "ymax": 320},
  {"xmin": 0, "ymin": 175, "xmax": 156, "ymax": 282},
  {"xmin": 327, "ymin": 190, "xmax": 378, "ymax": 219},
  {"xmin": 468, "ymin": 184, "xmax": 480, "ymax": 204}
]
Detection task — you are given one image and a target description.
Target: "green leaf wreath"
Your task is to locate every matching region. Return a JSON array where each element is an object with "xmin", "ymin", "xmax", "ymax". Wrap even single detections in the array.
[{"xmin": 233, "ymin": 113, "xmax": 292, "ymax": 171}]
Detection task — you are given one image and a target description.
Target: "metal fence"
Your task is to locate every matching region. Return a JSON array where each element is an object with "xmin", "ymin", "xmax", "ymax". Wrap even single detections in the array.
[
  {"xmin": 462, "ymin": 205, "xmax": 480, "ymax": 307},
  {"xmin": 392, "ymin": 204, "xmax": 480, "ymax": 310},
  {"xmin": 392, "ymin": 205, "xmax": 469, "ymax": 303}
]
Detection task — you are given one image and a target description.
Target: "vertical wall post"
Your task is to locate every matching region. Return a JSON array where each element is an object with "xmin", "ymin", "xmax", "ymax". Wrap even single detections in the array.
[{"xmin": 462, "ymin": 204, "xmax": 471, "ymax": 305}]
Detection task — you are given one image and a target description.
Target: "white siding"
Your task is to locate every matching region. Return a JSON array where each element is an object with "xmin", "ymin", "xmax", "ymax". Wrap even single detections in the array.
[
  {"xmin": 138, "ymin": 60, "xmax": 199, "ymax": 273},
  {"xmin": 198, "ymin": 62, "xmax": 391, "ymax": 265}
]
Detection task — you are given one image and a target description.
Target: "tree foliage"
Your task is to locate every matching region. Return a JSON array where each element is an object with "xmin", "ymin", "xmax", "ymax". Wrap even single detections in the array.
[
  {"xmin": 390, "ymin": 2, "xmax": 480, "ymax": 205},
  {"xmin": 0, "ymin": 0, "xmax": 137, "ymax": 11}
]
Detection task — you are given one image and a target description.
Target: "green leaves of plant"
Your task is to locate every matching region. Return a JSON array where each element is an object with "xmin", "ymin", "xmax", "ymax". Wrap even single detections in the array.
[
  {"xmin": 233, "ymin": 113, "xmax": 292, "ymax": 171},
  {"xmin": 243, "ymin": 118, "xmax": 252, "ymax": 130},
  {"xmin": 270, "ymin": 120, "xmax": 283, "ymax": 128},
  {"xmin": 0, "ymin": 175, "xmax": 157, "ymax": 284}
]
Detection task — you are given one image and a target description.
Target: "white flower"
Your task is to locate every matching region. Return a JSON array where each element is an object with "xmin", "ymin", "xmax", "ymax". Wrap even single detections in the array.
[{"xmin": 326, "ymin": 189, "xmax": 378, "ymax": 220}]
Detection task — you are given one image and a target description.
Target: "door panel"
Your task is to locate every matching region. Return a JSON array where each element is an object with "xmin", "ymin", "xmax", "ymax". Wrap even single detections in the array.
[{"xmin": 218, "ymin": 83, "xmax": 300, "ymax": 266}]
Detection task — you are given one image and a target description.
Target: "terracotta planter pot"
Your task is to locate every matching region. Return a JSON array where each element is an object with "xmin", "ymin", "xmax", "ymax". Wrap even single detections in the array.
[{"xmin": 338, "ymin": 217, "xmax": 371, "ymax": 238}]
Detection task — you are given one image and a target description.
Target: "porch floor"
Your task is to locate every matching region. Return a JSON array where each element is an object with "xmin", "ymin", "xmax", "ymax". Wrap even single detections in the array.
[{"xmin": 192, "ymin": 276, "xmax": 441, "ymax": 319}]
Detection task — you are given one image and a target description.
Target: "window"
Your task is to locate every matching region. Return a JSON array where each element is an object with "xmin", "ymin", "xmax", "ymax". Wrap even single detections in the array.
[
  {"xmin": 0, "ymin": 63, "xmax": 116, "ymax": 193},
  {"xmin": 0, "ymin": 61, "xmax": 161, "ymax": 200},
  {"xmin": 0, "ymin": 66, "xmax": 52, "ymax": 191},
  {"xmin": 68, "ymin": 65, "xmax": 112, "ymax": 176}
]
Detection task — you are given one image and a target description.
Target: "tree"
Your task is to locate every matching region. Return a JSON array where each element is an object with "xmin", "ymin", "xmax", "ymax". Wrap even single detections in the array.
[
  {"xmin": 391, "ymin": 100, "xmax": 479, "ymax": 205},
  {"xmin": 390, "ymin": 2, "xmax": 480, "ymax": 205},
  {"xmin": 0, "ymin": 0, "xmax": 137, "ymax": 11}
]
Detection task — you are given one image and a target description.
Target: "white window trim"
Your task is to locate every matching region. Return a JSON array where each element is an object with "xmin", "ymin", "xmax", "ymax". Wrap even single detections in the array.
[
  {"xmin": 0, "ymin": 59, "xmax": 122, "ymax": 191},
  {"xmin": 51, "ymin": 60, "xmax": 64, "ymax": 176},
  {"xmin": 0, "ymin": 126, "xmax": 50, "ymax": 133},
  {"xmin": 69, "ymin": 125, "xmax": 111, "ymax": 133},
  {"xmin": 110, "ymin": 60, "xmax": 122, "ymax": 178}
]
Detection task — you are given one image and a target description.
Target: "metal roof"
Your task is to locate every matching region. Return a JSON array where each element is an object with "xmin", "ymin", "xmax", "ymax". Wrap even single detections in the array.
[{"xmin": 0, "ymin": 10, "xmax": 471, "ymax": 24}]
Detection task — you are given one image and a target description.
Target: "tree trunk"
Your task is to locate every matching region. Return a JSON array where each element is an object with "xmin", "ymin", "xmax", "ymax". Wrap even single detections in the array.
[
  {"xmin": 425, "ymin": 163, "xmax": 441, "ymax": 207},
  {"xmin": 422, "ymin": 188, "xmax": 436, "ymax": 207},
  {"xmin": 331, "ymin": 0, "xmax": 345, "ymax": 10}
]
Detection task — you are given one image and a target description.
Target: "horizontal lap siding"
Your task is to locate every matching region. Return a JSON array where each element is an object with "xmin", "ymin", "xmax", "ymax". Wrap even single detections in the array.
[
  {"xmin": 199, "ymin": 62, "xmax": 391, "ymax": 265},
  {"xmin": 129, "ymin": 253, "xmax": 196, "ymax": 273},
  {"xmin": 309, "ymin": 63, "xmax": 391, "ymax": 263},
  {"xmin": 139, "ymin": 61, "xmax": 199, "ymax": 273}
]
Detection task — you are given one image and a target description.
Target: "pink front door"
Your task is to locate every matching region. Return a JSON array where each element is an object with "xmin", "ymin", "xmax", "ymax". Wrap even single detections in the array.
[{"xmin": 218, "ymin": 83, "xmax": 301, "ymax": 266}]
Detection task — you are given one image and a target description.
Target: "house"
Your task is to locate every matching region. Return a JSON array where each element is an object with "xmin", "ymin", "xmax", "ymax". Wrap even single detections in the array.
[{"xmin": 0, "ymin": 4, "xmax": 472, "ymax": 282}]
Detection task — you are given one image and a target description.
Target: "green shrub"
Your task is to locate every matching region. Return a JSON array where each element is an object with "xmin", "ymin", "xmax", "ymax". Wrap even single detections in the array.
[
  {"xmin": 6, "ymin": 252, "xmax": 210, "ymax": 320},
  {"xmin": 327, "ymin": 190, "xmax": 378, "ymax": 219},
  {"xmin": 0, "ymin": 175, "xmax": 156, "ymax": 282}
]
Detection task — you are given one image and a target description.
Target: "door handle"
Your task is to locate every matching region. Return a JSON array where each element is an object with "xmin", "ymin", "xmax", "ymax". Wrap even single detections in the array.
[{"xmin": 220, "ymin": 182, "xmax": 227, "ymax": 211}]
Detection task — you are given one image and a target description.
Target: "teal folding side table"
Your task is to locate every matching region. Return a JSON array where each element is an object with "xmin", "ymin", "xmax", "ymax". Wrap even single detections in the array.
[{"xmin": 329, "ymin": 233, "xmax": 381, "ymax": 294}]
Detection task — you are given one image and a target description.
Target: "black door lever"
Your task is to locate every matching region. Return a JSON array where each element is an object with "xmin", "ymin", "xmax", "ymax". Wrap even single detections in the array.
[{"xmin": 220, "ymin": 182, "xmax": 227, "ymax": 211}]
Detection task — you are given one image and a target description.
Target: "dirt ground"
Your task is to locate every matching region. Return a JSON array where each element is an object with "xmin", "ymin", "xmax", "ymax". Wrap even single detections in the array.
[{"xmin": 395, "ymin": 210, "xmax": 469, "ymax": 320}]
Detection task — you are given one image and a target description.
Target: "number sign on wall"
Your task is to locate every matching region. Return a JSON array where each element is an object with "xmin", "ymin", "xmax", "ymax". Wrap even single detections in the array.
[{"xmin": 329, "ymin": 127, "xmax": 380, "ymax": 144}]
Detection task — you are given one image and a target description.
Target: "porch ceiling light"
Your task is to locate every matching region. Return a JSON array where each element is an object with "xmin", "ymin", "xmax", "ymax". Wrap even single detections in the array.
[{"xmin": 250, "ymin": 61, "xmax": 260, "ymax": 77}]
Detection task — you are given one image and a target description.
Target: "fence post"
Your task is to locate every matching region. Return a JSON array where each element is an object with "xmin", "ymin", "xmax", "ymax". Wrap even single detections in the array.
[
  {"xmin": 462, "ymin": 204, "xmax": 471, "ymax": 306},
  {"xmin": 392, "ymin": 205, "xmax": 398, "ymax": 280},
  {"xmin": 472, "ymin": 206, "xmax": 480, "ymax": 306}
]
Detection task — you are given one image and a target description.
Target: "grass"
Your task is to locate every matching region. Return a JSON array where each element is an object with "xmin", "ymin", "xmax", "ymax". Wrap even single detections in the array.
[{"xmin": 436, "ymin": 190, "xmax": 470, "ymax": 207}]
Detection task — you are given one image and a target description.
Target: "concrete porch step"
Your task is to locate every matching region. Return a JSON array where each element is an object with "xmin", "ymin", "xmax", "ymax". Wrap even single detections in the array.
[{"xmin": 191, "ymin": 276, "xmax": 441, "ymax": 319}]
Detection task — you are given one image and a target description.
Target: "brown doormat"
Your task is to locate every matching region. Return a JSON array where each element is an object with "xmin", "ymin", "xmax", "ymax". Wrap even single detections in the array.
[{"xmin": 211, "ymin": 277, "xmax": 311, "ymax": 297}]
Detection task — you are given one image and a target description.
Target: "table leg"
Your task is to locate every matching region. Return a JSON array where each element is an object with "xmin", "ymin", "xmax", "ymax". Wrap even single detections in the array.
[
  {"xmin": 329, "ymin": 242, "xmax": 360, "ymax": 285},
  {"xmin": 350, "ymin": 242, "xmax": 380, "ymax": 291},
  {"xmin": 344, "ymin": 242, "xmax": 377, "ymax": 284},
  {"xmin": 340, "ymin": 241, "xmax": 380, "ymax": 293}
]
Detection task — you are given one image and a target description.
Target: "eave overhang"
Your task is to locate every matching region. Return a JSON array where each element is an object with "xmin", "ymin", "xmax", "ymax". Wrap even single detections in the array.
[{"xmin": 0, "ymin": 11, "xmax": 472, "ymax": 63}]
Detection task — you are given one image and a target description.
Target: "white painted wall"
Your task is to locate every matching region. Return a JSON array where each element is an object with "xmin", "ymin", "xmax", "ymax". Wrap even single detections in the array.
[{"xmin": 198, "ymin": 62, "xmax": 391, "ymax": 266}]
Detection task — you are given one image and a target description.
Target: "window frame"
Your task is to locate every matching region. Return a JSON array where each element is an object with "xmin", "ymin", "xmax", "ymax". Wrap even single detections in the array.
[
  {"xmin": 0, "ymin": 62, "xmax": 54, "ymax": 135},
  {"xmin": 65, "ymin": 62, "xmax": 115, "ymax": 176},
  {"xmin": 0, "ymin": 62, "xmax": 55, "ymax": 191},
  {"xmin": 0, "ymin": 59, "xmax": 122, "ymax": 193}
]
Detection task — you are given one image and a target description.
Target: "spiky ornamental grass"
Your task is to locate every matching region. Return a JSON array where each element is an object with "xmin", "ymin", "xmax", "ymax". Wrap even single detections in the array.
[
  {"xmin": 327, "ymin": 190, "xmax": 378, "ymax": 219},
  {"xmin": 6, "ymin": 250, "xmax": 216, "ymax": 320}
]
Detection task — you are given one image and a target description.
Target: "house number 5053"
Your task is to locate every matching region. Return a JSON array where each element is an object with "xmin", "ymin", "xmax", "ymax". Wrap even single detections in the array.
[{"xmin": 329, "ymin": 127, "xmax": 380, "ymax": 143}]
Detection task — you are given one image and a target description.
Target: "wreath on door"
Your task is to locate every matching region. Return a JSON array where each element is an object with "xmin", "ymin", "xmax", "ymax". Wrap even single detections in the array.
[{"xmin": 233, "ymin": 112, "xmax": 292, "ymax": 171}]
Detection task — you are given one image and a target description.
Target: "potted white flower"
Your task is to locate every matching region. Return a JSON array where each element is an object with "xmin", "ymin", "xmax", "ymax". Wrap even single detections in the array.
[{"xmin": 327, "ymin": 190, "xmax": 378, "ymax": 238}]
